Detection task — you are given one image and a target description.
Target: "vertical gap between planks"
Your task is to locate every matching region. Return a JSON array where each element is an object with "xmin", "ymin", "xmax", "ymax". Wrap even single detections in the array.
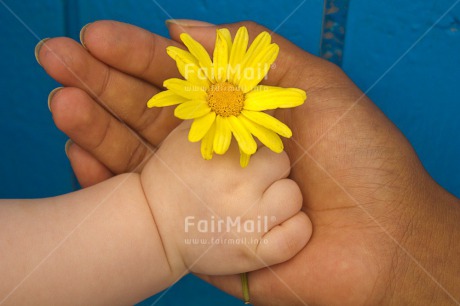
[
  {"xmin": 63, "ymin": 0, "xmax": 80, "ymax": 40},
  {"xmin": 320, "ymin": 0, "xmax": 350, "ymax": 66}
]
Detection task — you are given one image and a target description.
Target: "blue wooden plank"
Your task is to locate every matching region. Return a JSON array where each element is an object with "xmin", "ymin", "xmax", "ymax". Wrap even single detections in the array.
[
  {"xmin": 0, "ymin": 0, "xmax": 76, "ymax": 198},
  {"xmin": 137, "ymin": 274, "xmax": 242, "ymax": 306},
  {"xmin": 76, "ymin": 0, "xmax": 324, "ymax": 54},
  {"xmin": 342, "ymin": 0, "xmax": 460, "ymax": 197}
]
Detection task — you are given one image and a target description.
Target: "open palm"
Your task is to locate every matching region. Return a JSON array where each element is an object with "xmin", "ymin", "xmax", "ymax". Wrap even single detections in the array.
[{"xmin": 37, "ymin": 20, "xmax": 459, "ymax": 305}]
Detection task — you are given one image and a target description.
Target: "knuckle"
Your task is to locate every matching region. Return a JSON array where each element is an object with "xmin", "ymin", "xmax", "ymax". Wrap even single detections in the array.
[
  {"xmin": 139, "ymin": 34, "xmax": 157, "ymax": 78},
  {"xmin": 238, "ymin": 20, "xmax": 267, "ymax": 33},
  {"xmin": 96, "ymin": 66, "xmax": 112, "ymax": 99},
  {"xmin": 124, "ymin": 141, "xmax": 150, "ymax": 173}
]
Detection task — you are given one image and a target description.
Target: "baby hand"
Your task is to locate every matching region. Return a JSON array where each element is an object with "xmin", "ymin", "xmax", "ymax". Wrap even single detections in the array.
[{"xmin": 141, "ymin": 122, "xmax": 312, "ymax": 275}]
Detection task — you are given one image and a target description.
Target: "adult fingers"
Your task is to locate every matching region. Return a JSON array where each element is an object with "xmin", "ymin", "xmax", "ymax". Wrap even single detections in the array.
[
  {"xmin": 49, "ymin": 87, "xmax": 153, "ymax": 174},
  {"xmin": 80, "ymin": 20, "xmax": 183, "ymax": 87},
  {"xmin": 37, "ymin": 36, "xmax": 180, "ymax": 147}
]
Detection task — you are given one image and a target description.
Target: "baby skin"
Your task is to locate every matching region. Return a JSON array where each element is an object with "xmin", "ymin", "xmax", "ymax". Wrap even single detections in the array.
[{"xmin": 0, "ymin": 122, "xmax": 312, "ymax": 305}]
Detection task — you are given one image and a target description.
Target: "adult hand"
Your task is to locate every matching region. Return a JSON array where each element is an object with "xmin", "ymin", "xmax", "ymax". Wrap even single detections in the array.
[{"xmin": 36, "ymin": 20, "xmax": 460, "ymax": 305}]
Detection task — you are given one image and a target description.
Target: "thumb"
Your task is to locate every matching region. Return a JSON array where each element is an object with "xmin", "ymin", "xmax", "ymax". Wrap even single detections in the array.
[
  {"xmin": 165, "ymin": 19, "xmax": 215, "ymax": 27},
  {"xmin": 165, "ymin": 19, "xmax": 333, "ymax": 88}
]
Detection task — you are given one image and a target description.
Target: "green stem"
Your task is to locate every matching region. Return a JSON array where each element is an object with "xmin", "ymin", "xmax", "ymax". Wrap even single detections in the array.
[{"xmin": 241, "ymin": 272, "xmax": 250, "ymax": 304}]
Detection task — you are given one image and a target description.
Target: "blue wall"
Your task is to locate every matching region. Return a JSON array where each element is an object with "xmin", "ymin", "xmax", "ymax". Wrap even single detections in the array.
[
  {"xmin": 0, "ymin": 0, "xmax": 458, "ymax": 305},
  {"xmin": 342, "ymin": 0, "xmax": 460, "ymax": 197}
]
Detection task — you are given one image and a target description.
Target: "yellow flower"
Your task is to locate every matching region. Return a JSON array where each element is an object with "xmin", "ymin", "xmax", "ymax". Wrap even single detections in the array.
[{"xmin": 147, "ymin": 26, "xmax": 306, "ymax": 167}]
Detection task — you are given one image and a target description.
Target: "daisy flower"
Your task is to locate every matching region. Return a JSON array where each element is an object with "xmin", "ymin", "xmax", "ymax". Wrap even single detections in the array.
[{"xmin": 147, "ymin": 26, "xmax": 306, "ymax": 167}]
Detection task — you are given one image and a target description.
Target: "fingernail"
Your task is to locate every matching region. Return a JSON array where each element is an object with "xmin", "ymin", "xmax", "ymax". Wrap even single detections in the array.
[
  {"xmin": 65, "ymin": 139, "xmax": 73, "ymax": 158},
  {"xmin": 165, "ymin": 19, "xmax": 215, "ymax": 28},
  {"xmin": 35, "ymin": 38, "xmax": 50, "ymax": 66},
  {"xmin": 80, "ymin": 23, "xmax": 92, "ymax": 49},
  {"xmin": 48, "ymin": 87, "xmax": 63, "ymax": 111}
]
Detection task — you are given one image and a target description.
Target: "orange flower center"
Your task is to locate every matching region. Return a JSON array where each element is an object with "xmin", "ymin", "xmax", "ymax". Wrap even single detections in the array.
[{"xmin": 207, "ymin": 82, "xmax": 244, "ymax": 117}]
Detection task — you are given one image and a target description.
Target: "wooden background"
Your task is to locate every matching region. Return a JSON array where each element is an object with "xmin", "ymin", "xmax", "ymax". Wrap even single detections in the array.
[{"xmin": 0, "ymin": 0, "xmax": 459, "ymax": 304}]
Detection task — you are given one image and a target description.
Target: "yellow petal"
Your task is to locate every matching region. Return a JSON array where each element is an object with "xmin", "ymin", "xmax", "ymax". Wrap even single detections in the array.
[
  {"xmin": 228, "ymin": 115, "xmax": 257, "ymax": 155},
  {"xmin": 201, "ymin": 122, "xmax": 216, "ymax": 160},
  {"xmin": 241, "ymin": 31, "xmax": 271, "ymax": 69},
  {"xmin": 239, "ymin": 150, "xmax": 251, "ymax": 168},
  {"xmin": 239, "ymin": 44, "xmax": 279, "ymax": 93},
  {"xmin": 147, "ymin": 90, "xmax": 188, "ymax": 108},
  {"xmin": 218, "ymin": 28, "xmax": 233, "ymax": 56},
  {"xmin": 166, "ymin": 46, "xmax": 198, "ymax": 69},
  {"xmin": 239, "ymin": 115, "xmax": 284, "ymax": 153},
  {"xmin": 167, "ymin": 45, "xmax": 197, "ymax": 60},
  {"xmin": 244, "ymin": 85, "xmax": 306, "ymax": 111},
  {"xmin": 166, "ymin": 46, "xmax": 209, "ymax": 88},
  {"xmin": 174, "ymin": 100, "xmax": 210, "ymax": 119},
  {"xmin": 233, "ymin": 31, "xmax": 271, "ymax": 86},
  {"xmin": 241, "ymin": 110, "xmax": 292, "ymax": 138},
  {"xmin": 213, "ymin": 30, "xmax": 229, "ymax": 83},
  {"xmin": 213, "ymin": 116, "xmax": 232, "ymax": 155},
  {"xmin": 164, "ymin": 78, "xmax": 207, "ymax": 100},
  {"xmin": 180, "ymin": 33, "xmax": 214, "ymax": 82},
  {"xmin": 189, "ymin": 112, "xmax": 216, "ymax": 142},
  {"xmin": 228, "ymin": 27, "xmax": 248, "ymax": 83}
]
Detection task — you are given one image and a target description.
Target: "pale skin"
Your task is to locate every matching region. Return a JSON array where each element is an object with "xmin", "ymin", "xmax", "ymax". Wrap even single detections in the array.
[
  {"xmin": 37, "ymin": 20, "xmax": 460, "ymax": 305},
  {"xmin": 0, "ymin": 121, "xmax": 312, "ymax": 305}
]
